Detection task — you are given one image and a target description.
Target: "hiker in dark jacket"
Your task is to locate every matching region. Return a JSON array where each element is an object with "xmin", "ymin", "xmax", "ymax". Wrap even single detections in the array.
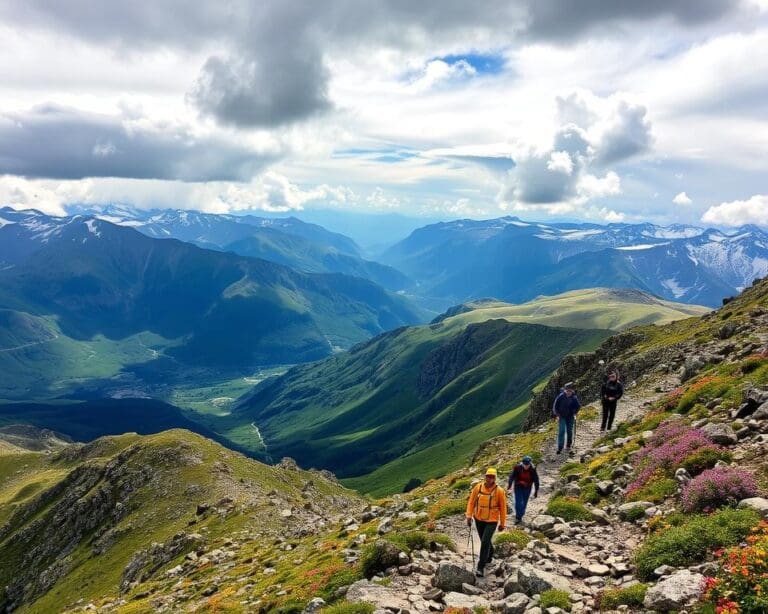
[
  {"xmin": 507, "ymin": 455, "xmax": 539, "ymax": 524},
  {"xmin": 600, "ymin": 370, "xmax": 624, "ymax": 432},
  {"xmin": 552, "ymin": 382, "xmax": 580, "ymax": 454}
]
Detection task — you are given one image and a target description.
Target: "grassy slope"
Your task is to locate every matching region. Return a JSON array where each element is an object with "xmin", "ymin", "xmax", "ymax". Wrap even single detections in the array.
[
  {"xmin": 438, "ymin": 288, "xmax": 709, "ymax": 333},
  {"xmin": 0, "ymin": 430, "xmax": 362, "ymax": 613}
]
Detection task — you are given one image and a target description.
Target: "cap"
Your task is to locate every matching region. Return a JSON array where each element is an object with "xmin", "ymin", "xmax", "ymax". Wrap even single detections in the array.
[
  {"xmin": 485, "ymin": 467, "xmax": 497, "ymax": 476},
  {"xmin": 522, "ymin": 455, "xmax": 532, "ymax": 463},
  {"xmin": 564, "ymin": 381, "xmax": 575, "ymax": 390}
]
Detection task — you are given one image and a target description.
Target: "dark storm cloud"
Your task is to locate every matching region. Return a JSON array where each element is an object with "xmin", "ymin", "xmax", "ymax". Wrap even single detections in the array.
[
  {"xmin": 0, "ymin": 1, "xmax": 748, "ymax": 128},
  {"xmin": 0, "ymin": 105, "xmax": 280, "ymax": 181}
]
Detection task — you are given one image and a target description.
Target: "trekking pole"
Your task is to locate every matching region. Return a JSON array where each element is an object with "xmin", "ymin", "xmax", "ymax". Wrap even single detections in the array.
[{"xmin": 469, "ymin": 519, "xmax": 476, "ymax": 570}]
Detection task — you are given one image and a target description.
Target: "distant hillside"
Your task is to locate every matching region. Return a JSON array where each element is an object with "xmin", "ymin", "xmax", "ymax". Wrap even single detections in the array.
[
  {"xmin": 234, "ymin": 288, "xmax": 701, "ymax": 494},
  {"xmin": 0, "ymin": 430, "xmax": 364, "ymax": 612},
  {"xmin": 0, "ymin": 209, "xmax": 423, "ymax": 399},
  {"xmin": 383, "ymin": 216, "xmax": 768, "ymax": 308}
]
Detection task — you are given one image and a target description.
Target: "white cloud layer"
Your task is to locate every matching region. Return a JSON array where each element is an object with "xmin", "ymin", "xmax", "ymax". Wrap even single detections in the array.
[
  {"xmin": 674, "ymin": 191, "xmax": 693, "ymax": 205},
  {"xmin": 702, "ymin": 194, "xmax": 768, "ymax": 226}
]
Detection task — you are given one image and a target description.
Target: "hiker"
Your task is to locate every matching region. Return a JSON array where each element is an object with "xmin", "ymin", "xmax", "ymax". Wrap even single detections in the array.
[
  {"xmin": 466, "ymin": 467, "xmax": 506, "ymax": 577},
  {"xmin": 507, "ymin": 455, "xmax": 539, "ymax": 524},
  {"xmin": 552, "ymin": 382, "xmax": 581, "ymax": 454},
  {"xmin": 600, "ymin": 370, "xmax": 624, "ymax": 432}
]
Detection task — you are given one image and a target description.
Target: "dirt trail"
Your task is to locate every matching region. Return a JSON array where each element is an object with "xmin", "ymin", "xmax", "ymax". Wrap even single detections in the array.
[{"xmin": 440, "ymin": 376, "xmax": 680, "ymax": 573}]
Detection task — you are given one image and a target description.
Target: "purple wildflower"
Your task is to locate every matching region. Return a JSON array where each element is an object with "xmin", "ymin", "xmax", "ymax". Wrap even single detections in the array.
[{"xmin": 681, "ymin": 466, "xmax": 758, "ymax": 512}]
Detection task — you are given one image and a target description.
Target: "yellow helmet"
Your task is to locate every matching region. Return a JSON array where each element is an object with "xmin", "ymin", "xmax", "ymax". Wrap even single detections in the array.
[{"xmin": 485, "ymin": 467, "xmax": 497, "ymax": 476}]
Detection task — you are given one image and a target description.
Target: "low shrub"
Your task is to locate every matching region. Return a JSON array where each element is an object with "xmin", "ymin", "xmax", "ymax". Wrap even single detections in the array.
[
  {"xmin": 546, "ymin": 497, "xmax": 593, "ymax": 522},
  {"xmin": 701, "ymin": 521, "xmax": 768, "ymax": 613},
  {"xmin": 540, "ymin": 589, "xmax": 571, "ymax": 611},
  {"xmin": 597, "ymin": 583, "xmax": 648, "ymax": 610},
  {"xmin": 625, "ymin": 472, "xmax": 677, "ymax": 504},
  {"xmin": 634, "ymin": 508, "xmax": 760, "ymax": 580},
  {"xmin": 320, "ymin": 603, "xmax": 375, "ymax": 614},
  {"xmin": 624, "ymin": 506, "xmax": 648, "ymax": 522},
  {"xmin": 494, "ymin": 529, "xmax": 530, "ymax": 555},
  {"xmin": 319, "ymin": 567, "xmax": 364, "ymax": 602},
  {"xmin": 361, "ymin": 540, "xmax": 403, "ymax": 578},
  {"xmin": 431, "ymin": 499, "xmax": 466, "ymax": 520},
  {"xmin": 680, "ymin": 447, "xmax": 732, "ymax": 475},
  {"xmin": 450, "ymin": 478, "xmax": 472, "ymax": 492},
  {"xmin": 681, "ymin": 466, "xmax": 758, "ymax": 512},
  {"xmin": 578, "ymin": 481, "xmax": 600, "ymax": 504},
  {"xmin": 626, "ymin": 420, "xmax": 723, "ymax": 498},
  {"xmin": 402, "ymin": 478, "xmax": 422, "ymax": 493},
  {"xmin": 387, "ymin": 531, "xmax": 455, "ymax": 553}
]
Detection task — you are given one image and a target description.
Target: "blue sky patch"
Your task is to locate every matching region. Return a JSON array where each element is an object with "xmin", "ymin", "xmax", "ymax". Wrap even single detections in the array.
[{"xmin": 437, "ymin": 52, "xmax": 506, "ymax": 75}]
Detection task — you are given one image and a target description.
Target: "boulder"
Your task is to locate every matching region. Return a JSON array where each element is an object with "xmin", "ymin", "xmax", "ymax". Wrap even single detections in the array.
[
  {"xmin": 596, "ymin": 481, "xmax": 615, "ymax": 496},
  {"xmin": 502, "ymin": 593, "xmax": 530, "ymax": 614},
  {"xmin": 643, "ymin": 570, "xmax": 704, "ymax": 611},
  {"xmin": 377, "ymin": 517, "xmax": 393, "ymax": 534},
  {"xmin": 302, "ymin": 598, "xmax": 326, "ymax": 614},
  {"xmin": 530, "ymin": 515, "xmax": 557, "ymax": 532},
  {"xmin": 754, "ymin": 401, "xmax": 768, "ymax": 421},
  {"xmin": 443, "ymin": 592, "xmax": 491, "ymax": 609},
  {"xmin": 517, "ymin": 563, "xmax": 571, "ymax": 596},
  {"xmin": 701, "ymin": 423, "xmax": 738, "ymax": 446},
  {"xmin": 617, "ymin": 501, "xmax": 654, "ymax": 519},
  {"xmin": 738, "ymin": 497, "xmax": 768, "ymax": 518},
  {"xmin": 587, "ymin": 507, "xmax": 611, "ymax": 526},
  {"xmin": 433, "ymin": 562, "xmax": 475, "ymax": 592},
  {"xmin": 346, "ymin": 580, "xmax": 411, "ymax": 611}
]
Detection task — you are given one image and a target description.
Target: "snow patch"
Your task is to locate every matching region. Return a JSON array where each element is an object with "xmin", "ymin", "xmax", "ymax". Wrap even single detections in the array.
[
  {"xmin": 616, "ymin": 243, "xmax": 666, "ymax": 251},
  {"xmin": 661, "ymin": 278, "xmax": 689, "ymax": 298},
  {"xmin": 0, "ymin": 217, "xmax": 15, "ymax": 228},
  {"xmin": 85, "ymin": 219, "xmax": 101, "ymax": 237}
]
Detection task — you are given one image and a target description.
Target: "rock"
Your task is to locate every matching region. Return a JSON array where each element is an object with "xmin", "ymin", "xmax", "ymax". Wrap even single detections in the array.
[
  {"xmin": 303, "ymin": 598, "xmax": 326, "ymax": 614},
  {"xmin": 738, "ymin": 497, "xmax": 768, "ymax": 518},
  {"xmin": 596, "ymin": 481, "xmax": 614, "ymax": 496},
  {"xmin": 517, "ymin": 563, "xmax": 571, "ymax": 596},
  {"xmin": 433, "ymin": 562, "xmax": 475, "ymax": 592},
  {"xmin": 346, "ymin": 580, "xmax": 411, "ymax": 611},
  {"xmin": 377, "ymin": 517, "xmax": 394, "ymax": 534},
  {"xmin": 422, "ymin": 588, "xmax": 443, "ymax": 602},
  {"xmin": 587, "ymin": 507, "xmax": 611, "ymax": 526},
  {"xmin": 503, "ymin": 593, "xmax": 530, "ymax": 614},
  {"xmin": 530, "ymin": 515, "xmax": 557, "ymax": 532},
  {"xmin": 681, "ymin": 356, "xmax": 707, "ymax": 382},
  {"xmin": 443, "ymin": 592, "xmax": 490, "ymax": 609},
  {"xmin": 587, "ymin": 564, "xmax": 610, "ymax": 577},
  {"xmin": 674, "ymin": 468, "xmax": 692, "ymax": 484},
  {"xmin": 617, "ymin": 501, "xmax": 654, "ymax": 519},
  {"xmin": 653, "ymin": 565, "xmax": 676, "ymax": 578},
  {"xmin": 504, "ymin": 570, "xmax": 522, "ymax": 596},
  {"xmin": 281, "ymin": 509, "xmax": 293, "ymax": 519},
  {"xmin": 462, "ymin": 582, "xmax": 484, "ymax": 596},
  {"xmin": 702, "ymin": 423, "xmax": 738, "ymax": 445},
  {"xmin": 643, "ymin": 570, "xmax": 705, "ymax": 611},
  {"xmin": 754, "ymin": 401, "xmax": 768, "ymax": 421},
  {"xmin": 564, "ymin": 483, "xmax": 581, "ymax": 497}
]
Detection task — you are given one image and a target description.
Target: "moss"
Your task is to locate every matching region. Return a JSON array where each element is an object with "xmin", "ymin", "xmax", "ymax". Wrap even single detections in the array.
[
  {"xmin": 320, "ymin": 602, "xmax": 375, "ymax": 614},
  {"xmin": 540, "ymin": 589, "xmax": 571, "ymax": 611},
  {"xmin": 624, "ymin": 506, "xmax": 647, "ymax": 522},
  {"xmin": 494, "ymin": 529, "xmax": 530, "ymax": 550},
  {"xmin": 680, "ymin": 447, "xmax": 732, "ymax": 476},
  {"xmin": 545, "ymin": 497, "xmax": 593, "ymax": 522},
  {"xmin": 598, "ymin": 584, "xmax": 648, "ymax": 610},
  {"xmin": 578, "ymin": 482, "xmax": 601, "ymax": 505},
  {"xmin": 386, "ymin": 531, "xmax": 455, "ymax": 553},
  {"xmin": 430, "ymin": 499, "xmax": 466, "ymax": 520},
  {"xmin": 634, "ymin": 508, "xmax": 760, "ymax": 580},
  {"xmin": 626, "ymin": 477, "xmax": 677, "ymax": 503}
]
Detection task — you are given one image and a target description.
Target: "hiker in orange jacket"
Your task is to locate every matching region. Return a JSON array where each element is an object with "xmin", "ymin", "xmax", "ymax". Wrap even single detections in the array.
[{"xmin": 466, "ymin": 467, "xmax": 506, "ymax": 577}]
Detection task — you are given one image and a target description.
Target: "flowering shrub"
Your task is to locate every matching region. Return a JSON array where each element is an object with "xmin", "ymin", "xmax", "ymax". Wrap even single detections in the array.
[
  {"xmin": 701, "ymin": 521, "xmax": 768, "ymax": 613},
  {"xmin": 681, "ymin": 467, "xmax": 758, "ymax": 512},
  {"xmin": 626, "ymin": 420, "xmax": 724, "ymax": 498}
]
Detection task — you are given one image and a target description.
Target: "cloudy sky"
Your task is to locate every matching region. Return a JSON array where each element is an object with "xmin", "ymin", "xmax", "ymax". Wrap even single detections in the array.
[{"xmin": 0, "ymin": 0, "xmax": 767, "ymax": 226}]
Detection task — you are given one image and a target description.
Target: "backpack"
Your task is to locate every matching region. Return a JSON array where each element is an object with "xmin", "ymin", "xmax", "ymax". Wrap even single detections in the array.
[{"xmin": 474, "ymin": 484, "xmax": 498, "ymax": 516}]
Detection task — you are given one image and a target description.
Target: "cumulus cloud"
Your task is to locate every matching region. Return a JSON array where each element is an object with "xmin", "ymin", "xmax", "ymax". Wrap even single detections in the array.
[
  {"xmin": 0, "ymin": 104, "xmax": 281, "ymax": 181},
  {"xmin": 702, "ymin": 194, "xmax": 768, "ymax": 226},
  {"xmin": 0, "ymin": 172, "xmax": 352, "ymax": 216},
  {"xmin": 673, "ymin": 191, "xmax": 693, "ymax": 205},
  {"xmin": 501, "ymin": 91, "xmax": 644, "ymax": 209}
]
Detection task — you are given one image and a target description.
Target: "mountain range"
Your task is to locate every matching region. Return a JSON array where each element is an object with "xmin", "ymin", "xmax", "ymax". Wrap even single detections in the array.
[
  {"xmin": 0, "ymin": 207, "xmax": 423, "ymax": 399},
  {"xmin": 382, "ymin": 216, "xmax": 768, "ymax": 308},
  {"xmin": 67, "ymin": 204, "xmax": 411, "ymax": 292}
]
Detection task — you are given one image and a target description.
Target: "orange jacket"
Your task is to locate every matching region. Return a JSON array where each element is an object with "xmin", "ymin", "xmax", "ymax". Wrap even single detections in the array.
[{"xmin": 466, "ymin": 482, "xmax": 507, "ymax": 528}]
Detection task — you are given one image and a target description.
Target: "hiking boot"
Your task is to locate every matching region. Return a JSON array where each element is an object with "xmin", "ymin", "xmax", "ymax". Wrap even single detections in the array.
[
  {"xmin": 515, "ymin": 518, "xmax": 522, "ymax": 525},
  {"xmin": 556, "ymin": 448, "xmax": 562, "ymax": 454},
  {"xmin": 475, "ymin": 568, "xmax": 484, "ymax": 577}
]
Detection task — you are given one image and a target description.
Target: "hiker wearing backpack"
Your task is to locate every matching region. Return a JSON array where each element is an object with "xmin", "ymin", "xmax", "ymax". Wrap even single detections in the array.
[
  {"xmin": 552, "ymin": 382, "xmax": 580, "ymax": 454},
  {"xmin": 466, "ymin": 467, "xmax": 506, "ymax": 577},
  {"xmin": 507, "ymin": 455, "xmax": 540, "ymax": 524},
  {"xmin": 600, "ymin": 370, "xmax": 624, "ymax": 432}
]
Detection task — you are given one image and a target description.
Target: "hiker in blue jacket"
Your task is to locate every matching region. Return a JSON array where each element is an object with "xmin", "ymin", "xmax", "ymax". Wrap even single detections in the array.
[
  {"xmin": 552, "ymin": 382, "xmax": 580, "ymax": 454},
  {"xmin": 507, "ymin": 455, "xmax": 539, "ymax": 524}
]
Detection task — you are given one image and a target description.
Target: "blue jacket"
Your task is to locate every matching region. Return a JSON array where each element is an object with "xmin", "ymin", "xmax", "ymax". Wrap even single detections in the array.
[{"xmin": 552, "ymin": 390, "xmax": 581, "ymax": 419}]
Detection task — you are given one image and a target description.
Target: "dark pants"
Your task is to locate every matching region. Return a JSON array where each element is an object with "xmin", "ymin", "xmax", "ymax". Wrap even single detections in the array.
[
  {"xmin": 557, "ymin": 415, "xmax": 575, "ymax": 450},
  {"xmin": 513, "ymin": 484, "xmax": 532, "ymax": 521},
  {"xmin": 601, "ymin": 400, "xmax": 617, "ymax": 430},
  {"xmin": 474, "ymin": 519, "xmax": 497, "ymax": 570}
]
